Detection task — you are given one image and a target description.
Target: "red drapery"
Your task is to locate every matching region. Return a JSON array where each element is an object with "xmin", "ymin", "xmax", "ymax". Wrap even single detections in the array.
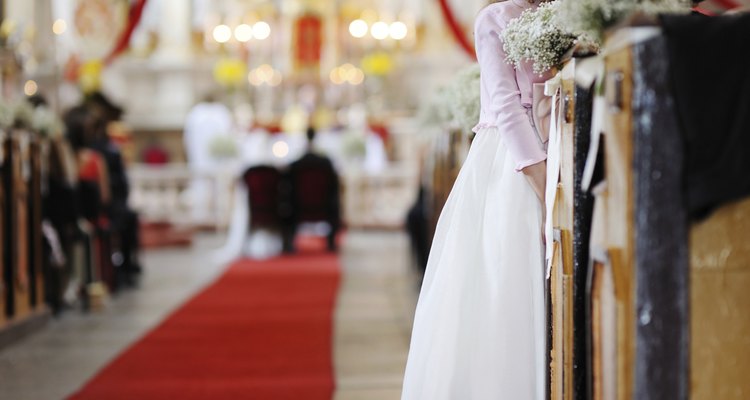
[
  {"xmin": 104, "ymin": 0, "xmax": 148, "ymax": 65},
  {"xmin": 437, "ymin": 0, "xmax": 476, "ymax": 60},
  {"xmin": 711, "ymin": 0, "xmax": 741, "ymax": 9}
]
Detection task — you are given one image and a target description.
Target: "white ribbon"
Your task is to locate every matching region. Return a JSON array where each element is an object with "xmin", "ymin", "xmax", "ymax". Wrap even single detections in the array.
[
  {"xmin": 544, "ymin": 72, "xmax": 563, "ymax": 279},
  {"xmin": 581, "ymin": 27, "xmax": 662, "ymax": 192}
]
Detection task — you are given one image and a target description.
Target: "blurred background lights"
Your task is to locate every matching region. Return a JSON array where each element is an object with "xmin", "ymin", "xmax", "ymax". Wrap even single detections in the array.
[
  {"xmin": 349, "ymin": 19, "xmax": 368, "ymax": 38},
  {"xmin": 212, "ymin": 24, "xmax": 232, "ymax": 43},
  {"xmin": 269, "ymin": 70, "xmax": 283, "ymax": 86},
  {"xmin": 253, "ymin": 21, "xmax": 271, "ymax": 40},
  {"xmin": 52, "ymin": 19, "xmax": 67, "ymax": 35},
  {"xmin": 348, "ymin": 68, "xmax": 365, "ymax": 85},
  {"xmin": 370, "ymin": 21, "xmax": 389, "ymax": 40},
  {"xmin": 234, "ymin": 24, "xmax": 253, "ymax": 42},
  {"xmin": 330, "ymin": 64, "xmax": 365, "ymax": 86},
  {"xmin": 389, "ymin": 21, "xmax": 407, "ymax": 40},
  {"xmin": 248, "ymin": 64, "xmax": 283, "ymax": 87},
  {"xmin": 272, "ymin": 140, "xmax": 290, "ymax": 158},
  {"xmin": 24, "ymin": 80, "xmax": 38, "ymax": 96},
  {"xmin": 329, "ymin": 68, "xmax": 345, "ymax": 85}
]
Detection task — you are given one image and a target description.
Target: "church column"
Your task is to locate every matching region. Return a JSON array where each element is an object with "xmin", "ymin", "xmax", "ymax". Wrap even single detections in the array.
[
  {"xmin": 153, "ymin": 0, "xmax": 192, "ymax": 63},
  {"xmin": 143, "ymin": 0, "xmax": 196, "ymax": 129}
]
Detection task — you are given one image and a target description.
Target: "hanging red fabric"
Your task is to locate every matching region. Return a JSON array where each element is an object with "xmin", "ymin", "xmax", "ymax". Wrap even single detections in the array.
[
  {"xmin": 437, "ymin": 0, "xmax": 477, "ymax": 60},
  {"xmin": 104, "ymin": 0, "xmax": 149, "ymax": 65},
  {"xmin": 692, "ymin": 6, "xmax": 716, "ymax": 15},
  {"xmin": 710, "ymin": 0, "xmax": 740, "ymax": 10}
]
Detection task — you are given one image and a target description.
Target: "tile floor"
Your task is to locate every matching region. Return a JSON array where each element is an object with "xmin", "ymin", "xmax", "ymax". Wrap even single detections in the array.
[
  {"xmin": 334, "ymin": 231, "xmax": 419, "ymax": 400},
  {"xmin": 0, "ymin": 231, "xmax": 419, "ymax": 400}
]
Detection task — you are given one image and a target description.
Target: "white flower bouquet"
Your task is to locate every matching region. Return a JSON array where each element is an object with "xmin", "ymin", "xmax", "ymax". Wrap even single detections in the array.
[
  {"xmin": 501, "ymin": 1, "xmax": 582, "ymax": 75},
  {"xmin": 342, "ymin": 129, "xmax": 367, "ymax": 159},
  {"xmin": 556, "ymin": 0, "xmax": 692, "ymax": 42},
  {"xmin": 208, "ymin": 134, "xmax": 239, "ymax": 160}
]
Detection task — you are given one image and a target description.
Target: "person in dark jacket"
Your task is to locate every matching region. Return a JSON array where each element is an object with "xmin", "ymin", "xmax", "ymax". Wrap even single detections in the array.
[
  {"xmin": 85, "ymin": 92, "xmax": 142, "ymax": 283},
  {"xmin": 283, "ymin": 127, "xmax": 341, "ymax": 252}
]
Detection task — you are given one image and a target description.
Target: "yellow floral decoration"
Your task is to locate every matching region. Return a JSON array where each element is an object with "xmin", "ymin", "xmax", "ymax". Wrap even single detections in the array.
[
  {"xmin": 213, "ymin": 58, "xmax": 248, "ymax": 87},
  {"xmin": 79, "ymin": 60, "xmax": 104, "ymax": 94},
  {"xmin": 361, "ymin": 52, "xmax": 394, "ymax": 77}
]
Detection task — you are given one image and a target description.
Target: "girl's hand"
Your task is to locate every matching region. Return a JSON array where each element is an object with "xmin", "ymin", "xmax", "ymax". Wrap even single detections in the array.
[{"xmin": 522, "ymin": 160, "xmax": 546, "ymax": 206}]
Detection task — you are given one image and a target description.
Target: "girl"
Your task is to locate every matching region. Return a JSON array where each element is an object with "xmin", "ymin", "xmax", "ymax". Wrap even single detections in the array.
[{"xmin": 402, "ymin": 1, "xmax": 549, "ymax": 399}]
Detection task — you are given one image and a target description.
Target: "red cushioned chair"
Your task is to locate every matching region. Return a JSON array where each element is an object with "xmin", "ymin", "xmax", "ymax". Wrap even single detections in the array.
[
  {"xmin": 242, "ymin": 166, "xmax": 285, "ymax": 232},
  {"xmin": 284, "ymin": 154, "xmax": 340, "ymax": 252}
]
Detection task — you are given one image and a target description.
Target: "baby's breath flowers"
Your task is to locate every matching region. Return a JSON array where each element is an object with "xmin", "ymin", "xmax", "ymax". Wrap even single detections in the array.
[{"xmin": 501, "ymin": 1, "xmax": 580, "ymax": 75}]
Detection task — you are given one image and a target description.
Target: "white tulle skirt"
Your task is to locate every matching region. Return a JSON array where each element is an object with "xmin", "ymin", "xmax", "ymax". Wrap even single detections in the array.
[{"xmin": 402, "ymin": 127, "xmax": 546, "ymax": 400}]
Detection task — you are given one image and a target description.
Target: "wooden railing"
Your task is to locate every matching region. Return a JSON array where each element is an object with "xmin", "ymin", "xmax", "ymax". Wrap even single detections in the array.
[
  {"xmin": 128, "ymin": 162, "xmax": 420, "ymax": 230},
  {"xmin": 127, "ymin": 163, "xmax": 237, "ymax": 229}
]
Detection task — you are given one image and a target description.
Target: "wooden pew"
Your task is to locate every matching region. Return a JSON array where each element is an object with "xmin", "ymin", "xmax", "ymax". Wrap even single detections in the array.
[
  {"xmin": 588, "ymin": 45, "xmax": 638, "ymax": 400},
  {"xmin": 587, "ymin": 30, "xmax": 695, "ymax": 399},
  {"xmin": 548, "ymin": 60, "xmax": 596, "ymax": 400},
  {"xmin": 1, "ymin": 131, "xmax": 46, "ymax": 331},
  {"xmin": 690, "ymin": 196, "xmax": 750, "ymax": 398},
  {"xmin": 549, "ymin": 62, "xmax": 577, "ymax": 400},
  {"xmin": 0, "ymin": 133, "xmax": 5, "ymax": 329},
  {"xmin": 12, "ymin": 133, "xmax": 32, "ymax": 320},
  {"xmin": 29, "ymin": 137, "xmax": 44, "ymax": 309}
]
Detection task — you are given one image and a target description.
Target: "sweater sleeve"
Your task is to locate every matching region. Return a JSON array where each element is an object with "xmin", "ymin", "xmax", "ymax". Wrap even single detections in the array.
[{"xmin": 475, "ymin": 11, "xmax": 547, "ymax": 171}]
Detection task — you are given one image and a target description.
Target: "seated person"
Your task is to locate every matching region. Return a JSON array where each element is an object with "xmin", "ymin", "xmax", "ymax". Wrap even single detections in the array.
[{"xmin": 85, "ymin": 93, "xmax": 143, "ymax": 281}]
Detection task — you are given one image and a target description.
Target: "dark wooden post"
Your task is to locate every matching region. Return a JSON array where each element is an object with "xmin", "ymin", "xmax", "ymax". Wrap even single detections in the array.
[{"xmin": 632, "ymin": 36, "xmax": 690, "ymax": 400}]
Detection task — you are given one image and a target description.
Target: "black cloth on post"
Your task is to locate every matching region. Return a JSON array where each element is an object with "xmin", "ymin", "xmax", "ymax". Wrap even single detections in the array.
[{"xmin": 661, "ymin": 14, "xmax": 750, "ymax": 219}]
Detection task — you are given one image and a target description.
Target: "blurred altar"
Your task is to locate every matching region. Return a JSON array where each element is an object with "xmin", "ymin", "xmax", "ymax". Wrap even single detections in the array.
[{"xmin": 0, "ymin": 0, "xmax": 496, "ymax": 238}]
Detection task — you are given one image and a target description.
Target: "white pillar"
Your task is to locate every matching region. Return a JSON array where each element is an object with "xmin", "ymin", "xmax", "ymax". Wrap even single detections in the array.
[
  {"xmin": 137, "ymin": 0, "xmax": 196, "ymax": 130},
  {"xmin": 153, "ymin": 0, "xmax": 192, "ymax": 64},
  {"xmin": 33, "ymin": 0, "xmax": 54, "ymax": 63}
]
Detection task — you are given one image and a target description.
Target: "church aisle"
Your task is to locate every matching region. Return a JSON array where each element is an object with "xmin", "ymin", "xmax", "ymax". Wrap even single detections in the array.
[
  {"xmin": 0, "ymin": 234, "xmax": 229, "ymax": 400},
  {"xmin": 0, "ymin": 231, "xmax": 417, "ymax": 399},
  {"xmin": 334, "ymin": 232, "xmax": 417, "ymax": 400},
  {"xmin": 69, "ymin": 238, "xmax": 341, "ymax": 399}
]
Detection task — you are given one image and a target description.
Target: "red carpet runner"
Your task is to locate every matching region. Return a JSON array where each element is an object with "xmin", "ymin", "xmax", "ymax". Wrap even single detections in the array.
[{"xmin": 70, "ymin": 241, "xmax": 340, "ymax": 400}]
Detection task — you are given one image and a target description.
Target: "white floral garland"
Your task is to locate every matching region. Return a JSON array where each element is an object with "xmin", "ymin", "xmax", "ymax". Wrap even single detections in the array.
[
  {"xmin": 557, "ymin": 0, "xmax": 692, "ymax": 41},
  {"xmin": 32, "ymin": 106, "xmax": 64, "ymax": 138},
  {"xmin": 419, "ymin": 64, "xmax": 481, "ymax": 133},
  {"xmin": 447, "ymin": 64, "xmax": 481, "ymax": 133},
  {"xmin": 501, "ymin": 0, "xmax": 692, "ymax": 75}
]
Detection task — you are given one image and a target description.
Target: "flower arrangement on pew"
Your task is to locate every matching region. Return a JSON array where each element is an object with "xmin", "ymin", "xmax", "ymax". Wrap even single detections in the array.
[
  {"xmin": 446, "ymin": 64, "xmax": 481, "ymax": 134},
  {"xmin": 418, "ymin": 64, "xmax": 481, "ymax": 135},
  {"xmin": 418, "ymin": 86, "xmax": 454, "ymax": 130},
  {"xmin": 0, "ymin": 100, "xmax": 36, "ymax": 131},
  {"xmin": 557, "ymin": 0, "xmax": 692, "ymax": 42},
  {"xmin": 502, "ymin": 0, "xmax": 692, "ymax": 75},
  {"xmin": 32, "ymin": 106, "xmax": 65, "ymax": 138}
]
